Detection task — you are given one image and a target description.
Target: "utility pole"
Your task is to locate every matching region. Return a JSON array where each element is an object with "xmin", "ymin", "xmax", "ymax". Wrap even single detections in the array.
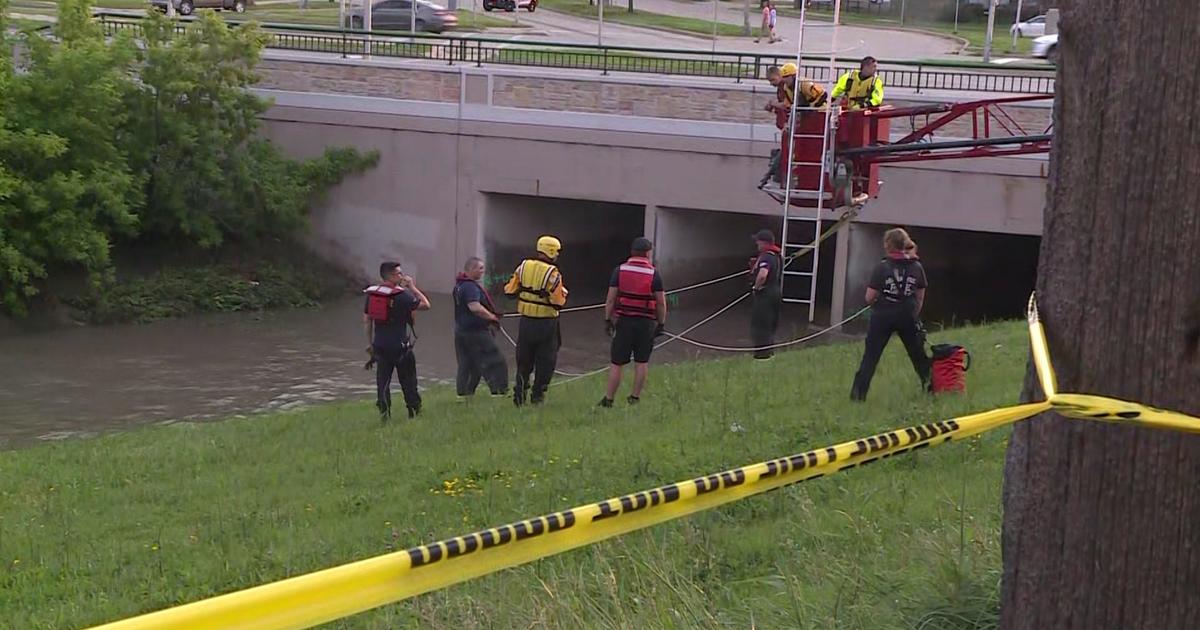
[
  {"xmin": 598, "ymin": 0, "xmax": 604, "ymax": 46},
  {"xmin": 410, "ymin": 0, "xmax": 416, "ymax": 34},
  {"xmin": 982, "ymin": 0, "xmax": 998, "ymax": 62},
  {"xmin": 899, "ymin": 0, "xmax": 906, "ymax": 26},
  {"xmin": 711, "ymin": 0, "xmax": 719, "ymax": 52},
  {"xmin": 953, "ymin": 0, "xmax": 959, "ymax": 33},
  {"xmin": 1010, "ymin": 0, "xmax": 1024, "ymax": 51}
]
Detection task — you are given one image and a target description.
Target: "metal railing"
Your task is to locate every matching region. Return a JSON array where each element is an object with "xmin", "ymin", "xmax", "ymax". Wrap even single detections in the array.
[{"xmin": 95, "ymin": 12, "xmax": 1056, "ymax": 95}]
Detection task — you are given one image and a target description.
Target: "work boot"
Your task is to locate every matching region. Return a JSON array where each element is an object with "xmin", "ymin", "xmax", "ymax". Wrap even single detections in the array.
[
  {"xmin": 407, "ymin": 405, "xmax": 420, "ymax": 419},
  {"xmin": 598, "ymin": 397, "xmax": 613, "ymax": 408},
  {"xmin": 627, "ymin": 395, "xmax": 640, "ymax": 405},
  {"xmin": 530, "ymin": 392, "xmax": 545, "ymax": 406},
  {"xmin": 513, "ymin": 386, "xmax": 526, "ymax": 407}
]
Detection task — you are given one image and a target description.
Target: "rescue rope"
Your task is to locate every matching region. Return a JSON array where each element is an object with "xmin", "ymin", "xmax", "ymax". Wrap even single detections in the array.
[{"xmin": 661, "ymin": 305, "xmax": 870, "ymax": 352}]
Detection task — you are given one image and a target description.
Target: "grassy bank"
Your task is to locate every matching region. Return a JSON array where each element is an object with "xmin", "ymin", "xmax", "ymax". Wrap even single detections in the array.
[
  {"xmin": 0, "ymin": 320, "xmax": 1029, "ymax": 628},
  {"xmin": 541, "ymin": 0, "xmax": 747, "ymax": 38}
]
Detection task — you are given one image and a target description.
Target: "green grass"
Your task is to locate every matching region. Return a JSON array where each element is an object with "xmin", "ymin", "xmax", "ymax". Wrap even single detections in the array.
[
  {"xmin": 491, "ymin": 45, "xmax": 746, "ymax": 77},
  {"xmin": 0, "ymin": 320, "xmax": 1029, "ymax": 629},
  {"xmin": 541, "ymin": 0, "xmax": 748, "ymax": 38},
  {"xmin": 781, "ymin": 8, "xmax": 1034, "ymax": 56}
]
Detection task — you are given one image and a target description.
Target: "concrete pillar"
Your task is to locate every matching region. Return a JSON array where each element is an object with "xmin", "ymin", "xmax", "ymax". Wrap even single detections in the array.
[
  {"xmin": 644, "ymin": 204, "xmax": 659, "ymax": 249},
  {"xmin": 830, "ymin": 218, "xmax": 851, "ymax": 327}
]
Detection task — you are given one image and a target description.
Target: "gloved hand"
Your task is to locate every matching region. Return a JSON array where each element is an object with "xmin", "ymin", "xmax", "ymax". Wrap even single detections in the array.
[
  {"xmin": 654, "ymin": 323, "xmax": 666, "ymax": 338},
  {"xmin": 605, "ymin": 319, "xmax": 616, "ymax": 337},
  {"xmin": 364, "ymin": 346, "xmax": 376, "ymax": 371}
]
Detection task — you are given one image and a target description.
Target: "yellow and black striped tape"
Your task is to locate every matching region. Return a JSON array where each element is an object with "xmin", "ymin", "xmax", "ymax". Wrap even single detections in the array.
[{"xmin": 90, "ymin": 294, "xmax": 1200, "ymax": 630}]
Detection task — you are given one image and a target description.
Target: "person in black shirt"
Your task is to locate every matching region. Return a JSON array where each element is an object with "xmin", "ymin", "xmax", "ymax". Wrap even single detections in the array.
[
  {"xmin": 453, "ymin": 257, "xmax": 508, "ymax": 399},
  {"xmin": 364, "ymin": 262, "xmax": 431, "ymax": 420},
  {"xmin": 600, "ymin": 237, "xmax": 667, "ymax": 407},
  {"xmin": 850, "ymin": 228, "xmax": 931, "ymax": 401},
  {"xmin": 750, "ymin": 229, "xmax": 783, "ymax": 360}
]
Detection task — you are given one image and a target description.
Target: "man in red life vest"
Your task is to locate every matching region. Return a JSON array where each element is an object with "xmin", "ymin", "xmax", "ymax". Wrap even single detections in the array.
[
  {"xmin": 600, "ymin": 237, "xmax": 667, "ymax": 407},
  {"xmin": 750, "ymin": 229, "xmax": 783, "ymax": 360},
  {"xmin": 364, "ymin": 262, "xmax": 431, "ymax": 421}
]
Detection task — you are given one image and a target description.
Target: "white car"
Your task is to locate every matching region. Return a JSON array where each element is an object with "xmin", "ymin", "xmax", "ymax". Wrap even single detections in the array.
[
  {"xmin": 1031, "ymin": 33, "xmax": 1058, "ymax": 63},
  {"xmin": 1010, "ymin": 15, "xmax": 1047, "ymax": 38}
]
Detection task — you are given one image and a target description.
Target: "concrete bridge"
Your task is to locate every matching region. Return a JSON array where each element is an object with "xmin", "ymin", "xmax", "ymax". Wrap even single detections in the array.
[{"xmin": 258, "ymin": 53, "xmax": 1050, "ymax": 323}]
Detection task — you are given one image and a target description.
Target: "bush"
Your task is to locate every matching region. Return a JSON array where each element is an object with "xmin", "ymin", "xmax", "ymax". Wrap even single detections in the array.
[{"xmin": 0, "ymin": 1, "xmax": 378, "ymax": 316}]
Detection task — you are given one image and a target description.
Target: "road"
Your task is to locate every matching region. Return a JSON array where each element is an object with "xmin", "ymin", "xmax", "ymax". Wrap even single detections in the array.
[{"xmin": 461, "ymin": 1, "xmax": 957, "ymax": 58}]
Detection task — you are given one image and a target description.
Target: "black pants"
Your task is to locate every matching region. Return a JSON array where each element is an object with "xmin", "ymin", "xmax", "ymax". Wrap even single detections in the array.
[
  {"xmin": 850, "ymin": 307, "xmax": 931, "ymax": 401},
  {"xmin": 750, "ymin": 289, "xmax": 781, "ymax": 359},
  {"xmin": 455, "ymin": 329, "xmax": 508, "ymax": 396},
  {"xmin": 515, "ymin": 317, "xmax": 560, "ymax": 403},
  {"xmin": 375, "ymin": 345, "xmax": 420, "ymax": 417}
]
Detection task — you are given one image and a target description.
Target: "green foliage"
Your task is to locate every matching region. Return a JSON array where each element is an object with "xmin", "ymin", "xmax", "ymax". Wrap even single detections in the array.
[
  {"xmin": 0, "ymin": 2, "xmax": 378, "ymax": 316},
  {"xmin": 0, "ymin": 321, "xmax": 1028, "ymax": 628},
  {"xmin": 0, "ymin": 0, "xmax": 141, "ymax": 314},
  {"xmin": 70, "ymin": 263, "xmax": 331, "ymax": 323}
]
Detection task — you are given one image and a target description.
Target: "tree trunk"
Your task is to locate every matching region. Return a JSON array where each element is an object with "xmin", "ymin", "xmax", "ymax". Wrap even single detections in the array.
[{"xmin": 1000, "ymin": 1, "xmax": 1200, "ymax": 628}]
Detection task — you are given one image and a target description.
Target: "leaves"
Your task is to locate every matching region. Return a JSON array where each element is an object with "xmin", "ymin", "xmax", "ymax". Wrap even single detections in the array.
[{"xmin": 0, "ymin": 3, "xmax": 378, "ymax": 316}]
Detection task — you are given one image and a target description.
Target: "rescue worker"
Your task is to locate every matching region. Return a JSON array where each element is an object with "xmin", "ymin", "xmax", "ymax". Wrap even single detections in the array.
[
  {"xmin": 364, "ymin": 262, "xmax": 431, "ymax": 421},
  {"xmin": 760, "ymin": 64, "xmax": 828, "ymax": 189},
  {"xmin": 453, "ymin": 257, "xmax": 508, "ymax": 400},
  {"xmin": 831, "ymin": 56, "xmax": 884, "ymax": 110},
  {"xmin": 749, "ymin": 229, "xmax": 783, "ymax": 360},
  {"xmin": 504, "ymin": 236, "xmax": 568, "ymax": 406},
  {"xmin": 600, "ymin": 237, "xmax": 667, "ymax": 408},
  {"xmin": 850, "ymin": 228, "xmax": 931, "ymax": 401}
]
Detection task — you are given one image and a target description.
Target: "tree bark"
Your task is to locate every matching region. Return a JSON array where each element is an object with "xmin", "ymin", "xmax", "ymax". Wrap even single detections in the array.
[{"xmin": 1000, "ymin": 1, "xmax": 1200, "ymax": 629}]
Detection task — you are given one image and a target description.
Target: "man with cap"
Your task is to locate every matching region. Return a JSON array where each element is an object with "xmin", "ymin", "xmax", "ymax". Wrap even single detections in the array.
[
  {"xmin": 504, "ymin": 236, "xmax": 569, "ymax": 406},
  {"xmin": 600, "ymin": 237, "xmax": 667, "ymax": 408},
  {"xmin": 750, "ymin": 229, "xmax": 783, "ymax": 360}
]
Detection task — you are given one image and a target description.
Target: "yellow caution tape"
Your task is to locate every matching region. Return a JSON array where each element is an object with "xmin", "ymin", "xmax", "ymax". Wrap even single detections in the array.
[
  {"xmin": 89, "ymin": 292, "xmax": 1200, "ymax": 630},
  {"xmin": 90, "ymin": 403, "xmax": 1049, "ymax": 630}
]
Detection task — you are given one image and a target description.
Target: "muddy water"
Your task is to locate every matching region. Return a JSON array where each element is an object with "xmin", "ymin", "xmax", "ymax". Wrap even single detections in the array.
[{"xmin": 0, "ymin": 293, "xmax": 836, "ymax": 448}]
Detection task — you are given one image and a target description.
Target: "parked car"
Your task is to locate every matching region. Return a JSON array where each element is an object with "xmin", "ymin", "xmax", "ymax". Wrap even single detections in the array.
[
  {"xmin": 1010, "ymin": 15, "xmax": 1046, "ymax": 38},
  {"xmin": 346, "ymin": 0, "xmax": 458, "ymax": 33},
  {"xmin": 151, "ymin": 0, "xmax": 248, "ymax": 15},
  {"xmin": 1031, "ymin": 33, "xmax": 1058, "ymax": 63},
  {"xmin": 482, "ymin": 0, "xmax": 536, "ymax": 11}
]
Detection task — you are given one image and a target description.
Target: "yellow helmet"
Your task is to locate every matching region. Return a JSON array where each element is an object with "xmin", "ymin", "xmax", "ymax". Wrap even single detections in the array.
[
  {"xmin": 536, "ymin": 235, "xmax": 562, "ymax": 259},
  {"xmin": 780, "ymin": 62, "xmax": 798, "ymax": 77}
]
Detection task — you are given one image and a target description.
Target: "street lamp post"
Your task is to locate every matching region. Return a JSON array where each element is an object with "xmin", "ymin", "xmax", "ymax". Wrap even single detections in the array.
[
  {"xmin": 1010, "ymin": 0, "xmax": 1024, "ymax": 51},
  {"xmin": 982, "ymin": 0, "xmax": 997, "ymax": 62},
  {"xmin": 953, "ymin": 0, "xmax": 959, "ymax": 33},
  {"xmin": 598, "ymin": 0, "xmax": 604, "ymax": 46}
]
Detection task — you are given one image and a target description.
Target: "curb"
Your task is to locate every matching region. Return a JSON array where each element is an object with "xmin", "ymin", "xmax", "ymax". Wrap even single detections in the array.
[{"xmin": 541, "ymin": 7, "xmax": 739, "ymax": 41}]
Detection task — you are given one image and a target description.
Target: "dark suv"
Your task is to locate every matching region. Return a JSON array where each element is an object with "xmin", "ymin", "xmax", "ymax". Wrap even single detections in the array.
[{"xmin": 150, "ymin": 0, "xmax": 248, "ymax": 16}]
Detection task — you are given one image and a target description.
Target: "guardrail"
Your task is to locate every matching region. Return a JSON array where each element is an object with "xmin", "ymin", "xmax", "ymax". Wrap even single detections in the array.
[{"xmin": 94, "ymin": 12, "xmax": 1056, "ymax": 95}]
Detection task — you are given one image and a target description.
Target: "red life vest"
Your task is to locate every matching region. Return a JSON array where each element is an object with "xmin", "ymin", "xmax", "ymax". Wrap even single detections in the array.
[
  {"xmin": 364, "ymin": 283, "xmax": 407, "ymax": 324},
  {"xmin": 614, "ymin": 257, "xmax": 658, "ymax": 319}
]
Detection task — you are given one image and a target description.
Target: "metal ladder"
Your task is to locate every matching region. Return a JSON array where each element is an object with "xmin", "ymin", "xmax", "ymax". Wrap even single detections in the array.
[{"xmin": 777, "ymin": 0, "xmax": 844, "ymax": 322}]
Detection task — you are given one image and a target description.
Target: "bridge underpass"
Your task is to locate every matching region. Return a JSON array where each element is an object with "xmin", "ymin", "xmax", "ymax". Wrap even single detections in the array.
[{"xmin": 258, "ymin": 59, "xmax": 1050, "ymax": 327}]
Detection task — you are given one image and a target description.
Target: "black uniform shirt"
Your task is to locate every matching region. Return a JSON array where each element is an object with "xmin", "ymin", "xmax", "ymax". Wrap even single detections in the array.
[{"xmin": 868, "ymin": 257, "xmax": 927, "ymax": 311}]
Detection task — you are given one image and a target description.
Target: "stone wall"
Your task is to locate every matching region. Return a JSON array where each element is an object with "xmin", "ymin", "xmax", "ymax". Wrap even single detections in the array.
[{"xmin": 256, "ymin": 56, "xmax": 1052, "ymax": 136}]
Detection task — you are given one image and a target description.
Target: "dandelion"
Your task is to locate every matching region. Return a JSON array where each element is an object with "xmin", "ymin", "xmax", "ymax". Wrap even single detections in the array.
[
  {"xmin": 11, "ymin": 559, "xmax": 19, "ymax": 565},
  {"xmin": 151, "ymin": 544, "xmax": 159, "ymax": 552},
  {"xmin": 305, "ymin": 504, "xmax": 314, "ymax": 512},
  {"xmin": 384, "ymin": 521, "xmax": 392, "ymax": 526}
]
